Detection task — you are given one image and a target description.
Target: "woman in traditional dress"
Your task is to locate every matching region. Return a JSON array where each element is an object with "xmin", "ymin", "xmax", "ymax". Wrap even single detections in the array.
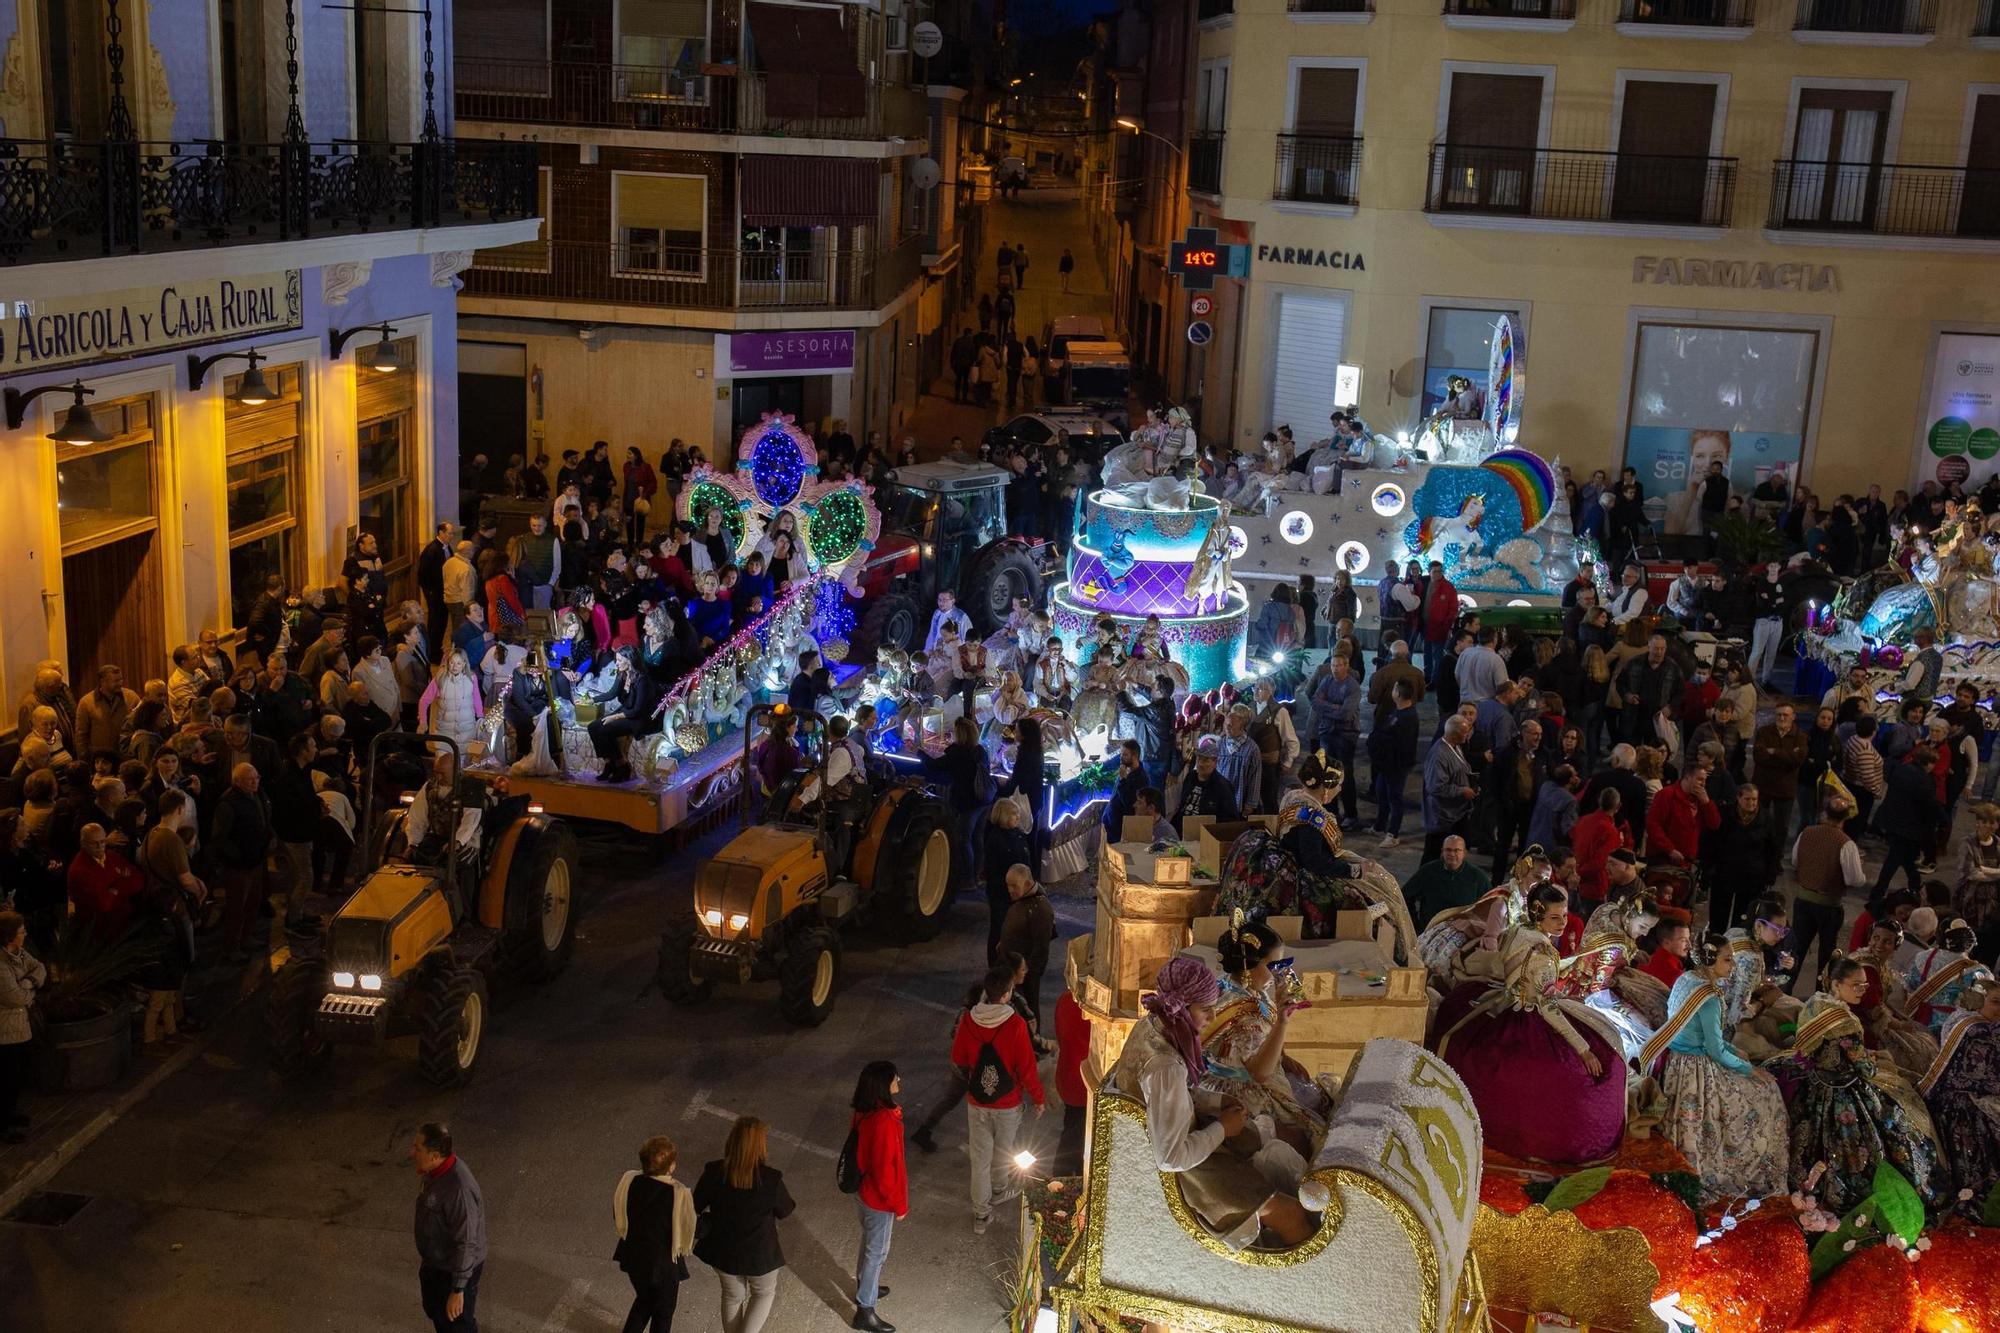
[
  {"xmin": 1109, "ymin": 957, "xmax": 1319, "ymax": 1248},
  {"xmin": 1201, "ymin": 919, "xmax": 1337, "ymax": 1155},
  {"xmin": 1641, "ymin": 938, "xmax": 1790, "ymax": 1200},
  {"xmin": 1919, "ymin": 967, "xmax": 2000, "ymax": 1212},
  {"xmin": 1129, "ymin": 613, "xmax": 1169, "ymax": 663},
  {"xmin": 1432, "ymin": 884, "xmax": 1628, "ymax": 1164},
  {"xmin": 1214, "ymin": 758, "xmax": 1373, "ymax": 943},
  {"xmin": 1415, "ymin": 889, "xmax": 1516, "ymax": 996},
  {"xmin": 1906, "ymin": 919, "xmax": 1982, "ymax": 1033},
  {"xmin": 1558, "ymin": 891, "xmax": 1668, "ymax": 1059},
  {"xmin": 1849, "ymin": 922, "xmax": 1941, "ymax": 1078},
  {"xmin": 1765, "ymin": 959, "xmax": 1945, "ymax": 1211}
]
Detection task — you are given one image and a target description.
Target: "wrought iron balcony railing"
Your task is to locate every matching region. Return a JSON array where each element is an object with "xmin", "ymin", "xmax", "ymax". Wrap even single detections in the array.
[
  {"xmin": 1793, "ymin": 0, "xmax": 1936, "ymax": 33},
  {"xmin": 1443, "ymin": 0, "xmax": 1579, "ymax": 19},
  {"xmin": 1274, "ymin": 134, "xmax": 1362, "ymax": 205},
  {"xmin": 466, "ymin": 236, "xmax": 926, "ymax": 312},
  {"xmin": 1188, "ymin": 133, "xmax": 1225, "ymax": 195},
  {"xmin": 1617, "ymin": 0, "xmax": 1754, "ymax": 26},
  {"xmin": 1425, "ymin": 144, "xmax": 1736, "ymax": 227},
  {"xmin": 0, "ymin": 137, "xmax": 539, "ymax": 265},
  {"xmin": 455, "ymin": 59, "xmax": 928, "ymax": 141},
  {"xmin": 1768, "ymin": 160, "xmax": 2000, "ymax": 237}
]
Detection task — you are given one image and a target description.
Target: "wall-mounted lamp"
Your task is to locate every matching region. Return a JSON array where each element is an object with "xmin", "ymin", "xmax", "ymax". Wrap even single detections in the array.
[
  {"xmin": 329, "ymin": 322, "xmax": 404, "ymax": 373},
  {"xmin": 187, "ymin": 348, "xmax": 276, "ymax": 405},
  {"xmin": 3, "ymin": 380, "xmax": 110, "ymax": 445}
]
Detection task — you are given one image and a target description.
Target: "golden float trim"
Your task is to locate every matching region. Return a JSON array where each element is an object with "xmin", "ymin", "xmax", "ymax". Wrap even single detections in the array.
[{"xmin": 1470, "ymin": 1203, "xmax": 1665, "ymax": 1332}]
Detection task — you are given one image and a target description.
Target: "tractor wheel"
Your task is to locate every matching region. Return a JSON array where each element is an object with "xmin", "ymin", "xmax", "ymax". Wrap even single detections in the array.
[
  {"xmin": 966, "ymin": 544, "xmax": 1045, "ymax": 636},
  {"xmin": 656, "ymin": 913, "xmax": 714, "ymax": 1006},
  {"xmin": 851, "ymin": 593, "xmax": 922, "ymax": 662},
  {"xmin": 886, "ymin": 799, "xmax": 957, "ymax": 942},
  {"xmin": 266, "ymin": 959, "xmax": 332, "ymax": 1074},
  {"xmin": 777, "ymin": 925, "xmax": 840, "ymax": 1028},
  {"xmin": 501, "ymin": 821, "xmax": 581, "ymax": 983},
  {"xmin": 417, "ymin": 966, "xmax": 489, "ymax": 1088}
]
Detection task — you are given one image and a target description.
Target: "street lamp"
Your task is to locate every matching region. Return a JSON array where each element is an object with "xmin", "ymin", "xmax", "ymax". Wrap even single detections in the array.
[
  {"xmin": 3, "ymin": 380, "xmax": 111, "ymax": 444},
  {"xmin": 1115, "ymin": 116, "xmax": 1184, "ymax": 160}
]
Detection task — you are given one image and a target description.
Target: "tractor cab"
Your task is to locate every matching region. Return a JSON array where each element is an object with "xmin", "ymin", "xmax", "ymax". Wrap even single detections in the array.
[{"xmin": 850, "ymin": 461, "xmax": 1052, "ymax": 656}]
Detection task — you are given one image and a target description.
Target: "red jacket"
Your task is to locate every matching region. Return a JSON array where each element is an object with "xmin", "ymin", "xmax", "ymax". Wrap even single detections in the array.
[
  {"xmin": 852, "ymin": 1106, "xmax": 908, "ymax": 1217},
  {"xmin": 1420, "ymin": 576, "xmax": 1458, "ymax": 642},
  {"xmin": 1055, "ymin": 991, "xmax": 1091, "ymax": 1108},
  {"xmin": 1680, "ymin": 678, "xmax": 1720, "ymax": 731},
  {"xmin": 1646, "ymin": 784, "xmax": 1720, "ymax": 865},
  {"xmin": 951, "ymin": 1005, "xmax": 1046, "ymax": 1110},
  {"xmin": 1571, "ymin": 811, "xmax": 1632, "ymax": 902},
  {"xmin": 486, "ymin": 571, "xmax": 526, "ymax": 629},
  {"xmin": 1638, "ymin": 948, "xmax": 1687, "ymax": 986},
  {"xmin": 67, "ymin": 849, "xmax": 145, "ymax": 941}
]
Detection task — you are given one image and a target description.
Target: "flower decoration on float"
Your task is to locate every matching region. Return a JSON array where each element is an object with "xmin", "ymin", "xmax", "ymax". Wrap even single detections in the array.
[{"xmin": 735, "ymin": 411, "xmax": 820, "ymax": 509}]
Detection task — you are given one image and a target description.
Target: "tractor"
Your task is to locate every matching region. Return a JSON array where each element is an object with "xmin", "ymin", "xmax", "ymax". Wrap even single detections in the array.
[
  {"xmin": 266, "ymin": 733, "xmax": 581, "ymax": 1086},
  {"xmin": 655, "ymin": 704, "xmax": 957, "ymax": 1026},
  {"xmin": 846, "ymin": 460, "xmax": 1058, "ymax": 659}
]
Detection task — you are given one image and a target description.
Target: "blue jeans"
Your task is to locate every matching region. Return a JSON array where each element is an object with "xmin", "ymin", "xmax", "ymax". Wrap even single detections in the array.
[
  {"xmin": 1372, "ymin": 764, "xmax": 1410, "ymax": 834},
  {"xmin": 855, "ymin": 1199, "xmax": 895, "ymax": 1310},
  {"xmin": 1423, "ymin": 636, "xmax": 1445, "ymax": 682}
]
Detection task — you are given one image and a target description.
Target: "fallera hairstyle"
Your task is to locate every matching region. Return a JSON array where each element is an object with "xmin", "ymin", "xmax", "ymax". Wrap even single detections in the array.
[{"xmin": 1216, "ymin": 919, "xmax": 1282, "ymax": 977}]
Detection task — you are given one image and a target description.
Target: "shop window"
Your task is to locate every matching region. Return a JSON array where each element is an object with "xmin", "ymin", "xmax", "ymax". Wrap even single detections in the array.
[
  {"xmin": 357, "ymin": 338, "xmax": 419, "ymax": 599},
  {"xmin": 1422, "ymin": 306, "xmax": 1523, "ymax": 420},
  {"xmin": 226, "ymin": 362, "xmax": 304, "ymax": 626},
  {"xmin": 57, "ymin": 395, "xmax": 157, "ymax": 552},
  {"xmin": 613, "ymin": 171, "xmax": 707, "ymax": 278}
]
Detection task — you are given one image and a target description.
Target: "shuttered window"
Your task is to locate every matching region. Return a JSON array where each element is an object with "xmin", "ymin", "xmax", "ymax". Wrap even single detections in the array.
[
  {"xmin": 612, "ymin": 171, "xmax": 707, "ymax": 278},
  {"xmin": 1292, "ymin": 67, "xmax": 1358, "ymax": 136},
  {"xmin": 453, "ymin": 0, "xmax": 548, "ymax": 88},
  {"xmin": 1269, "ymin": 291, "xmax": 1348, "ymax": 442}
]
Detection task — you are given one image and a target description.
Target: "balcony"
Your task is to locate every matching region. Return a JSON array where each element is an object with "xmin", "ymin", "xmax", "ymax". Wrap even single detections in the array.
[
  {"xmin": 1274, "ymin": 135, "xmax": 1362, "ymax": 206},
  {"xmin": 465, "ymin": 236, "xmax": 926, "ymax": 314},
  {"xmin": 1768, "ymin": 160, "xmax": 2000, "ymax": 240},
  {"xmin": 1188, "ymin": 133, "xmax": 1225, "ymax": 196},
  {"xmin": 1442, "ymin": 0, "xmax": 1578, "ymax": 23},
  {"xmin": 1289, "ymin": 0, "xmax": 1373, "ymax": 13},
  {"xmin": 0, "ymin": 137, "xmax": 538, "ymax": 265},
  {"xmin": 1793, "ymin": 0, "xmax": 1936, "ymax": 37},
  {"xmin": 455, "ymin": 59, "xmax": 929, "ymax": 142},
  {"xmin": 1425, "ymin": 144, "xmax": 1736, "ymax": 228},
  {"xmin": 1616, "ymin": 0, "xmax": 1754, "ymax": 30}
]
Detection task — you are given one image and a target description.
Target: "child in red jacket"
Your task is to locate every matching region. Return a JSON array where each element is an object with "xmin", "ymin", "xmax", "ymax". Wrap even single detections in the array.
[
  {"xmin": 950, "ymin": 961, "xmax": 1045, "ymax": 1233},
  {"xmin": 1053, "ymin": 989, "xmax": 1091, "ymax": 1176}
]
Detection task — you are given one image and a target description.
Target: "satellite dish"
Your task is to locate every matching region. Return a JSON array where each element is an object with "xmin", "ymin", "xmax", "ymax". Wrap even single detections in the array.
[
  {"xmin": 910, "ymin": 157, "xmax": 942, "ymax": 190},
  {"xmin": 911, "ymin": 20, "xmax": 944, "ymax": 57}
]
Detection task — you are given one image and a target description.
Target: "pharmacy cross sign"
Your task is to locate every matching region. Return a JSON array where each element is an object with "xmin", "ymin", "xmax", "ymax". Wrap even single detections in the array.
[{"xmin": 1168, "ymin": 226, "xmax": 1226, "ymax": 292}]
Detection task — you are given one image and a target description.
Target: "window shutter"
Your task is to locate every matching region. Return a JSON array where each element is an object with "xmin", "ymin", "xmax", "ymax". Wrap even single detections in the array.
[
  {"xmin": 452, "ymin": 0, "xmax": 547, "ymax": 65},
  {"xmin": 615, "ymin": 174, "xmax": 707, "ymax": 233},
  {"xmin": 1269, "ymin": 291, "xmax": 1347, "ymax": 441}
]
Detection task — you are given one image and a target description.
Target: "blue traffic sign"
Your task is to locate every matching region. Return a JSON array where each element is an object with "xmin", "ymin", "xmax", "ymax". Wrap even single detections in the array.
[{"xmin": 1187, "ymin": 320, "xmax": 1214, "ymax": 346}]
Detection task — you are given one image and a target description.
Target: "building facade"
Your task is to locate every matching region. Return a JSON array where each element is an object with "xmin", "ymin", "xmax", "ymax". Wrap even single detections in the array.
[
  {"xmin": 0, "ymin": 0, "xmax": 537, "ymax": 706},
  {"xmin": 451, "ymin": 0, "xmax": 984, "ymax": 466},
  {"xmin": 1182, "ymin": 0, "xmax": 2000, "ymax": 508}
]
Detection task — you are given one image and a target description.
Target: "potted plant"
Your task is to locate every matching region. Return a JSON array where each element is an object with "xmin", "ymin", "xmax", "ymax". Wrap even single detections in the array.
[
  {"xmin": 1710, "ymin": 512, "xmax": 1788, "ymax": 575},
  {"xmin": 32, "ymin": 916, "xmax": 154, "ymax": 1093}
]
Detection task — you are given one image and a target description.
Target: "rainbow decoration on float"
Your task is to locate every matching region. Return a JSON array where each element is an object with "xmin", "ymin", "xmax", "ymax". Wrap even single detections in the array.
[
  {"xmin": 1485, "ymin": 314, "xmax": 1522, "ymax": 446},
  {"xmin": 1481, "ymin": 448, "xmax": 1554, "ymax": 532}
]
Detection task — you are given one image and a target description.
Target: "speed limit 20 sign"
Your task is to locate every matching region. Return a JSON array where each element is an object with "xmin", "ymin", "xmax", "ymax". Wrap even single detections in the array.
[{"xmin": 1189, "ymin": 294, "xmax": 1213, "ymax": 318}]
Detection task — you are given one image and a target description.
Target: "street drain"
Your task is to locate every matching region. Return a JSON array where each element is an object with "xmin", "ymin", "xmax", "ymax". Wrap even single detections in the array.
[{"xmin": 3, "ymin": 1190, "xmax": 94, "ymax": 1227}]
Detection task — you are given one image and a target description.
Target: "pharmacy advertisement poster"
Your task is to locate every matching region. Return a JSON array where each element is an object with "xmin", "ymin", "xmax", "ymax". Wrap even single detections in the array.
[{"xmin": 1918, "ymin": 332, "xmax": 2000, "ymax": 487}]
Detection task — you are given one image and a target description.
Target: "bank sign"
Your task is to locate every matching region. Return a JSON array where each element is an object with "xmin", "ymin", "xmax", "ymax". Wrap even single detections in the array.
[
  {"xmin": 729, "ymin": 330, "xmax": 856, "ymax": 375},
  {"xmin": 1, "ymin": 271, "xmax": 303, "ymax": 375}
]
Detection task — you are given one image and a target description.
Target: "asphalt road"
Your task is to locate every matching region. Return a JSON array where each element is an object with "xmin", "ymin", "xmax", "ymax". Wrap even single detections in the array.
[{"xmin": 0, "ymin": 818, "xmax": 1076, "ymax": 1332}]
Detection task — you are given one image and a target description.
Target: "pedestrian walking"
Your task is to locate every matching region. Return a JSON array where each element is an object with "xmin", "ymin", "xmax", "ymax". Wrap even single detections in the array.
[
  {"xmin": 997, "ymin": 864, "xmax": 1056, "ymax": 1027},
  {"xmin": 909, "ymin": 954, "xmax": 1039, "ymax": 1155},
  {"xmin": 0, "ymin": 911, "xmax": 44, "ymax": 1143},
  {"xmin": 1059, "ymin": 248, "xmax": 1074, "ymax": 293},
  {"xmin": 951, "ymin": 961, "xmax": 1045, "ymax": 1234},
  {"xmin": 613, "ymin": 1134, "xmax": 697, "ymax": 1333},
  {"xmin": 995, "ymin": 241, "xmax": 1014, "ymax": 290},
  {"xmin": 411, "ymin": 1122, "xmax": 486, "ymax": 1333},
  {"xmin": 848, "ymin": 1061, "xmax": 906, "ymax": 1332},
  {"xmin": 694, "ymin": 1117, "xmax": 795, "ymax": 1333},
  {"xmin": 1013, "ymin": 243, "xmax": 1029, "ymax": 289}
]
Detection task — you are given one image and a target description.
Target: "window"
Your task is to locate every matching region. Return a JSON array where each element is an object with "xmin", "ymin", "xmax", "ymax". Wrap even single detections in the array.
[
  {"xmin": 616, "ymin": 0, "xmax": 708, "ymax": 90},
  {"xmin": 1440, "ymin": 70, "xmax": 1547, "ymax": 212},
  {"xmin": 1422, "ymin": 306, "xmax": 1524, "ymax": 420},
  {"xmin": 1196, "ymin": 63, "xmax": 1229, "ymax": 134},
  {"xmin": 356, "ymin": 339, "xmax": 418, "ymax": 597},
  {"xmin": 613, "ymin": 171, "xmax": 706, "ymax": 278},
  {"xmin": 226, "ymin": 363, "xmax": 304, "ymax": 627},
  {"xmin": 1614, "ymin": 77, "xmax": 1725, "ymax": 225},
  {"xmin": 1959, "ymin": 91, "xmax": 2000, "ymax": 238},
  {"xmin": 1268, "ymin": 290, "xmax": 1349, "ymax": 444},
  {"xmin": 1281, "ymin": 62, "xmax": 1363, "ymax": 203},
  {"xmin": 477, "ymin": 167, "xmax": 552, "ymax": 271},
  {"xmin": 56, "ymin": 394, "xmax": 157, "ymax": 552},
  {"xmin": 1784, "ymin": 87, "xmax": 1893, "ymax": 226}
]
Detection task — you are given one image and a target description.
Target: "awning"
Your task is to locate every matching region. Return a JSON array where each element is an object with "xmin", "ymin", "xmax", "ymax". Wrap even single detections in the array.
[
  {"xmin": 744, "ymin": 2, "xmax": 866, "ymax": 120},
  {"xmin": 742, "ymin": 155, "xmax": 878, "ymax": 228}
]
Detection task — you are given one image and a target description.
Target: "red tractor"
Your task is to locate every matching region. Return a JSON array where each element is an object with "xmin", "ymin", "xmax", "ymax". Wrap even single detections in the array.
[{"xmin": 846, "ymin": 461, "xmax": 1056, "ymax": 658}]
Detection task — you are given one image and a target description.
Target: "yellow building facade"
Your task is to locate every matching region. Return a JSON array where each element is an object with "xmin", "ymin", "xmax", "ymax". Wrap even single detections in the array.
[{"xmin": 1188, "ymin": 0, "xmax": 2000, "ymax": 506}]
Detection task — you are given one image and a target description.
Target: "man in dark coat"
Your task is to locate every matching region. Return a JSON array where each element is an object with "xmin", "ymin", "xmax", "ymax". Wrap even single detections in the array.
[{"xmin": 417, "ymin": 521, "xmax": 456, "ymax": 660}]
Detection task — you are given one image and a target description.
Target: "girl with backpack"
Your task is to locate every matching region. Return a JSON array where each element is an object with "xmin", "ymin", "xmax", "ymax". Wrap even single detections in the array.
[{"xmin": 844, "ymin": 1062, "xmax": 906, "ymax": 1333}]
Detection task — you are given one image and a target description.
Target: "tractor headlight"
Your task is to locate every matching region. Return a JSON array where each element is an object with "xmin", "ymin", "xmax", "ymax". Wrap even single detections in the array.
[
  {"xmin": 331, "ymin": 971, "xmax": 356, "ymax": 989},
  {"xmin": 359, "ymin": 974, "xmax": 384, "ymax": 992},
  {"xmin": 728, "ymin": 913, "xmax": 749, "ymax": 932},
  {"xmin": 702, "ymin": 909, "xmax": 724, "ymax": 928}
]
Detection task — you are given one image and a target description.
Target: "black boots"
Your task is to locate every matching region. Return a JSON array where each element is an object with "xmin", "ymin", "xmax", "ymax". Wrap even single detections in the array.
[{"xmin": 851, "ymin": 1310, "xmax": 895, "ymax": 1332}]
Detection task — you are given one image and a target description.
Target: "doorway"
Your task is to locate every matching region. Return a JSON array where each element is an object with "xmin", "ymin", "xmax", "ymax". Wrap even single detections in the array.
[
  {"xmin": 1615, "ymin": 80, "xmax": 1719, "ymax": 224},
  {"xmin": 64, "ymin": 533, "xmax": 165, "ymax": 687},
  {"xmin": 38, "ymin": 0, "xmax": 112, "ymax": 140},
  {"xmin": 733, "ymin": 377, "xmax": 806, "ymax": 436},
  {"xmin": 56, "ymin": 391, "xmax": 166, "ymax": 684},
  {"xmin": 353, "ymin": 0, "xmax": 392, "ymax": 140},
  {"xmin": 1442, "ymin": 72, "xmax": 1545, "ymax": 214},
  {"xmin": 1961, "ymin": 93, "xmax": 2000, "ymax": 238}
]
